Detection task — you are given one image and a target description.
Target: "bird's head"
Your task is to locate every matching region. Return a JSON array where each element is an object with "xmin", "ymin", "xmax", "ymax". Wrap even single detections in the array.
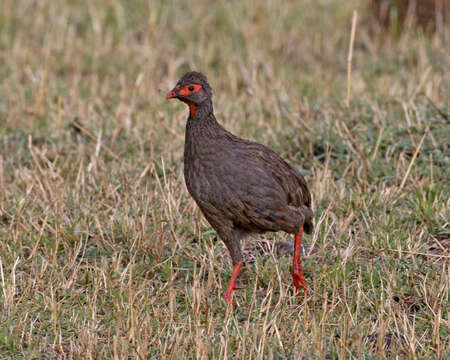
[{"xmin": 167, "ymin": 71, "xmax": 212, "ymax": 117}]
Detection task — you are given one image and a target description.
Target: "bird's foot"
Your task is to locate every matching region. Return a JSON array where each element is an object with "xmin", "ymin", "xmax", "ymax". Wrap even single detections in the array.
[
  {"xmin": 223, "ymin": 261, "xmax": 243, "ymax": 306},
  {"xmin": 292, "ymin": 267, "xmax": 308, "ymax": 295},
  {"xmin": 292, "ymin": 226, "xmax": 308, "ymax": 296}
]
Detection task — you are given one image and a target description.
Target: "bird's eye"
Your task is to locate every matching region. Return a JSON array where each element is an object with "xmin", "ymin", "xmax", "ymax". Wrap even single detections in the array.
[{"xmin": 188, "ymin": 86, "xmax": 195, "ymax": 91}]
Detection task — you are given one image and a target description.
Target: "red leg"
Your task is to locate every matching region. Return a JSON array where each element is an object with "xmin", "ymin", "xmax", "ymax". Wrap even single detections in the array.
[
  {"xmin": 223, "ymin": 261, "xmax": 243, "ymax": 305},
  {"xmin": 292, "ymin": 226, "xmax": 308, "ymax": 295}
]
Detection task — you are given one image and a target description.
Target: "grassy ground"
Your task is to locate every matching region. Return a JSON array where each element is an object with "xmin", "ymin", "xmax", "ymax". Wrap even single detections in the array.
[{"xmin": 0, "ymin": 0, "xmax": 449, "ymax": 358}]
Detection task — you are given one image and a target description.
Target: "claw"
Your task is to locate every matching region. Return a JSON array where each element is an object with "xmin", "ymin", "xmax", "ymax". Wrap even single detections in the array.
[{"xmin": 292, "ymin": 271, "xmax": 308, "ymax": 294}]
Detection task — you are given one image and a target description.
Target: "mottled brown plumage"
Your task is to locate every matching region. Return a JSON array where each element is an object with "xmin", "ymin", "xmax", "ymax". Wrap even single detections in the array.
[{"xmin": 167, "ymin": 71, "xmax": 313, "ymax": 304}]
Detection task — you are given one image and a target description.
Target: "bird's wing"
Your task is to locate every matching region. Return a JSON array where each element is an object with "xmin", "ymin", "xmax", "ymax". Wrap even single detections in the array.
[
  {"xmin": 213, "ymin": 138, "xmax": 312, "ymax": 233},
  {"xmin": 235, "ymin": 139, "xmax": 311, "ymax": 208}
]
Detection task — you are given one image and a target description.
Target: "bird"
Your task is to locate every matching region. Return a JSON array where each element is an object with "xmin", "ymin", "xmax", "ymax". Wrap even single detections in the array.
[
  {"xmin": 371, "ymin": 0, "xmax": 448, "ymax": 33},
  {"xmin": 167, "ymin": 71, "xmax": 314, "ymax": 305}
]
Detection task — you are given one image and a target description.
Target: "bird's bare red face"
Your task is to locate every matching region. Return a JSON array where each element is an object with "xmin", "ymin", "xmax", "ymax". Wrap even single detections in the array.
[
  {"xmin": 167, "ymin": 83, "xmax": 204, "ymax": 117},
  {"xmin": 178, "ymin": 83, "xmax": 202, "ymax": 96},
  {"xmin": 166, "ymin": 83, "xmax": 203, "ymax": 99}
]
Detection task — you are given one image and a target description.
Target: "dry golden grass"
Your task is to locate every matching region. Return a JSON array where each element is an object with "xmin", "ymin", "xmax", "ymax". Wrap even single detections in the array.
[{"xmin": 0, "ymin": 0, "xmax": 448, "ymax": 358}]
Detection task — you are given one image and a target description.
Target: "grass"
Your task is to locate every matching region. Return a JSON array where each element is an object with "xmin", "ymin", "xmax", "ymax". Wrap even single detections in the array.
[{"xmin": 0, "ymin": 0, "xmax": 449, "ymax": 358}]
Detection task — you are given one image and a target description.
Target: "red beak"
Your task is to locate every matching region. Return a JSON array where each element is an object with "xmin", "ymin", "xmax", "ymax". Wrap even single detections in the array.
[{"xmin": 166, "ymin": 90, "xmax": 177, "ymax": 99}]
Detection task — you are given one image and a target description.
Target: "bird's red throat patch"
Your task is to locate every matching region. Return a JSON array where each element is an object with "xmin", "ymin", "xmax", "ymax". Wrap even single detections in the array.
[{"xmin": 187, "ymin": 102, "xmax": 197, "ymax": 117}]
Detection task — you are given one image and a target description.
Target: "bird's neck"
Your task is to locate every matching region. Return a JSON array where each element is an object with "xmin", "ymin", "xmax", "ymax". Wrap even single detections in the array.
[
  {"xmin": 188, "ymin": 99, "xmax": 213, "ymax": 119},
  {"xmin": 185, "ymin": 100, "xmax": 223, "ymax": 135},
  {"xmin": 184, "ymin": 100, "xmax": 228, "ymax": 162}
]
